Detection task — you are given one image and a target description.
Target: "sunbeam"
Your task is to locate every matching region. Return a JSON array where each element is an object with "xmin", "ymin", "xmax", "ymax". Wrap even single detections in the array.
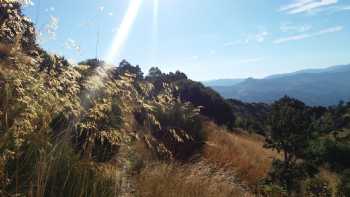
[{"xmin": 104, "ymin": 0, "xmax": 143, "ymax": 64}]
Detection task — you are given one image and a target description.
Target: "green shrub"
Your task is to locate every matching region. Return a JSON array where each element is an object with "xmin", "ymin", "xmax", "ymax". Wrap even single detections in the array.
[
  {"xmin": 268, "ymin": 160, "xmax": 307, "ymax": 194},
  {"xmin": 337, "ymin": 169, "xmax": 350, "ymax": 197},
  {"xmin": 258, "ymin": 181, "xmax": 287, "ymax": 197},
  {"xmin": 306, "ymin": 138, "xmax": 350, "ymax": 170}
]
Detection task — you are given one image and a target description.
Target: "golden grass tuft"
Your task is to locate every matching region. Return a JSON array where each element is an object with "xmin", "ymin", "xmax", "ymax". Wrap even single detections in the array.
[
  {"xmin": 136, "ymin": 162, "xmax": 254, "ymax": 197},
  {"xmin": 202, "ymin": 122, "xmax": 278, "ymax": 188}
]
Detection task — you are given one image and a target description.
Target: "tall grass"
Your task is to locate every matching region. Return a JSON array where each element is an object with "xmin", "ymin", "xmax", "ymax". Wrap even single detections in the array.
[
  {"xmin": 202, "ymin": 122, "xmax": 278, "ymax": 189},
  {"xmin": 2, "ymin": 132, "xmax": 122, "ymax": 197},
  {"xmin": 136, "ymin": 162, "xmax": 254, "ymax": 197}
]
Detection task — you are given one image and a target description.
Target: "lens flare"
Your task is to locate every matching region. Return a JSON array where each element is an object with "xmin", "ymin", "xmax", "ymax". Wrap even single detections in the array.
[{"xmin": 105, "ymin": 0, "xmax": 143, "ymax": 64}]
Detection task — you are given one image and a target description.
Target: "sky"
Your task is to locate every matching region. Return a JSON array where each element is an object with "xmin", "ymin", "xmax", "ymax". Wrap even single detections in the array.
[{"xmin": 21, "ymin": 0, "xmax": 350, "ymax": 81}]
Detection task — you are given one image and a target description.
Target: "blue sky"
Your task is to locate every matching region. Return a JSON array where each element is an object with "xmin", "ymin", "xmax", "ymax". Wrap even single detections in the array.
[{"xmin": 22, "ymin": 0, "xmax": 350, "ymax": 81}]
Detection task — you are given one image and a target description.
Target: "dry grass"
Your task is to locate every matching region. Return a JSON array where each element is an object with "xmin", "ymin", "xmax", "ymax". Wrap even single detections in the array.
[
  {"xmin": 135, "ymin": 162, "xmax": 254, "ymax": 197},
  {"xmin": 202, "ymin": 122, "xmax": 279, "ymax": 188},
  {"xmin": 319, "ymin": 168, "xmax": 341, "ymax": 197}
]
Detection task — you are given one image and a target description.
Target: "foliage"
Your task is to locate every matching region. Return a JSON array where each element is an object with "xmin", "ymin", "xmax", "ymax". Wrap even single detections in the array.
[
  {"xmin": 1, "ymin": 132, "xmax": 120, "ymax": 197},
  {"xmin": 258, "ymin": 182, "xmax": 287, "ymax": 197},
  {"xmin": 114, "ymin": 59, "xmax": 144, "ymax": 80},
  {"xmin": 268, "ymin": 160, "xmax": 312, "ymax": 194},
  {"xmin": 149, "ymin": 101, "xmax": 204, "ymax": 160},
  {"xmin": 147, "ymin": 67, "xmax": 163, "ymax": 79},
  {"xmin": 78, "ymin": 58, "xmax": 105, "ymax": 69},
  {"xmin": 145, "ymin": 67, "xmax": 234, "ymax": 128},
  {"xmin": 265, "ymin": 96, "xmax": 311, "ymax": 164},
  {"xmin": 264, "ymin": 96, "xmax": 317, "ymax": 193},
  {"xmin": 306, "ymin": 138, "xmax": 350, "ymax": 170},
  {"xmin": 0, "ymin": 3, "xmax": 37, "ymax": 55},
  {"xmin": 303, "ymin": 177, "xmax": 332, "ymax": 197},
  {"xmin": 337, "ymin": 169, "xmax": 350, "ymax": 197},
  {"xmin": 177, "ymin": 80, "xmax": 235, "ymax": 128},
  {"xmin": 75, "ymin": 97, "xmax": 124, "ymax": 162},
  {"xmin": 227, "ymin": 98, "xmax": 270, "ymax": 134},
  {"xmin": 145, "ymin": 67, "xmax": 187, "ymax": 93}
]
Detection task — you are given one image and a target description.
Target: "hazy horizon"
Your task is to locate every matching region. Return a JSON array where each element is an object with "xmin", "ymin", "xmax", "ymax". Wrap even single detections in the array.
[
  {"xmin": 202, "ymin": 62, "xmax": 350, "ymax": 81},
  {"xmin": 22, "ymin": 0, "xmax": 350, "ymax": 81}
]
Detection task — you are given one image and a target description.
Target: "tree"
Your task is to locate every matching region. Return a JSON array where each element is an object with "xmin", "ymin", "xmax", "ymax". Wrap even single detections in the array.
[
  {"xmin": 266, "ymin": 96, "xmax": 311, "ymax": 165},
  {"xmin": 147, "ymin": 67, "xmax": 163, "ymax": 79},
  {"xmin": 115, "ymin": 60, "xmax": 143, "ymax": 80},
  {"xmin": 167, "ymin": 71, "xmax": 187, "ymax": 81},
  {"xmin": 265, "ymin": 96, "xmax": 313, "ymax": 193}
]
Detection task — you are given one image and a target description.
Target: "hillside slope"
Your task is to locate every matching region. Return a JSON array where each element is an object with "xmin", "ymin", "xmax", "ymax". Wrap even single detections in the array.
[
  {"xmin": 5, "ymin": 3, "xmax": 349, "ymax": 197},
  {"xmin": 1, "ymin": 3, "xmax": 267, "ymax": 197}
]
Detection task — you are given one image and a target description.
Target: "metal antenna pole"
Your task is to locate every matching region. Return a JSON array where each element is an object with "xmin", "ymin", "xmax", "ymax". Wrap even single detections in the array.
[{"xmin": 96, "ymin": 27, "xmax": 100, "ymax": 60}]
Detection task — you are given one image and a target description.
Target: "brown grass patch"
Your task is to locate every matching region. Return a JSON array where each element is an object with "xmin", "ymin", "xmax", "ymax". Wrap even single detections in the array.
[
  {"xmin": 202, "ymin": 122, "xmax": 278, "ymax": 188},
  {"xmin": 136, "ymin": 162, "xmax": 254, "ymax": 197}
]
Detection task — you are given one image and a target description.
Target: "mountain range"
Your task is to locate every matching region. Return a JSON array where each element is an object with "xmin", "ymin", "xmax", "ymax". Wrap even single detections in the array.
[
  {"xmin": 202, "ymin": 78, "xmax": 245, "ymax": 87},
  {"xmin": 205, "ymin": 64, "xmax": 350, "ymax": 106}
]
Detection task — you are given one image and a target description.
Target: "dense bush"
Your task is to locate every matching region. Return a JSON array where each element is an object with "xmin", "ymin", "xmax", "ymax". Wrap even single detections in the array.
[
  {"xmin": 305, "ymin": 138, "xmax": 350, "ymax": 171},
  {"xmin": 337, "ymin": 169, "xmax": 350, "ymax": 197},
  {"xmin": 177, "ymin": 80, "xmax": 235, "ymax": 128},
  {"xmin": 145, "ymin": 67, "xmax": 235, "ymax": 128},
  {"xmin": 151, "ymin": 102, "xmax": 204, "ymax": 160},
  {"xmin": 227, "ymin": 99, "xmax": 270, "ymax": 134},
  {"xmin": 75, "ymin": 97, "xmax": 124, "ymax": 162},
  {"xmin": 268, "ymin": 160, "xmax": 311, "ymax": 194},
  {"xmin": 258, "ymin": 182, "xmax": 287, "ymax": 197}
]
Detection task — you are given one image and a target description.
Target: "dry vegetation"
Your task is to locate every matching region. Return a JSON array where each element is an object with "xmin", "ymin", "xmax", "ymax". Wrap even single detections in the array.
[
  {"xmin": 202, "ymin": 122, "xmax": 279, "ymax": 188},
  {"xmin": 132, "ymin": 122, "xmax": 280, "ymax": 197},
  {"xmin": 135, "ymin": 162, "xmax": 254, "ymax": 197},
  {"xmin": 318, "ymin": 168, "xmax": 341, "ymax": 197},
  {"xmin": 2, "ymin": 3, "xmax": 346, "ymax": 197}
]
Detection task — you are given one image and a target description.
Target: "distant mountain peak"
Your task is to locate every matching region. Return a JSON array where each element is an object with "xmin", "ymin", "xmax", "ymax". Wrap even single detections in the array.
[
  {"xmin": 265, "ymin": 64, "xmax": 350, "ymax": 79},
  {"xmin": 207, "ymin": 64, "xmax": 350, "ymax": 106},
  {"xmin": 202, "ymin": 78, "xmax": 245, "ymax": 87}
]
